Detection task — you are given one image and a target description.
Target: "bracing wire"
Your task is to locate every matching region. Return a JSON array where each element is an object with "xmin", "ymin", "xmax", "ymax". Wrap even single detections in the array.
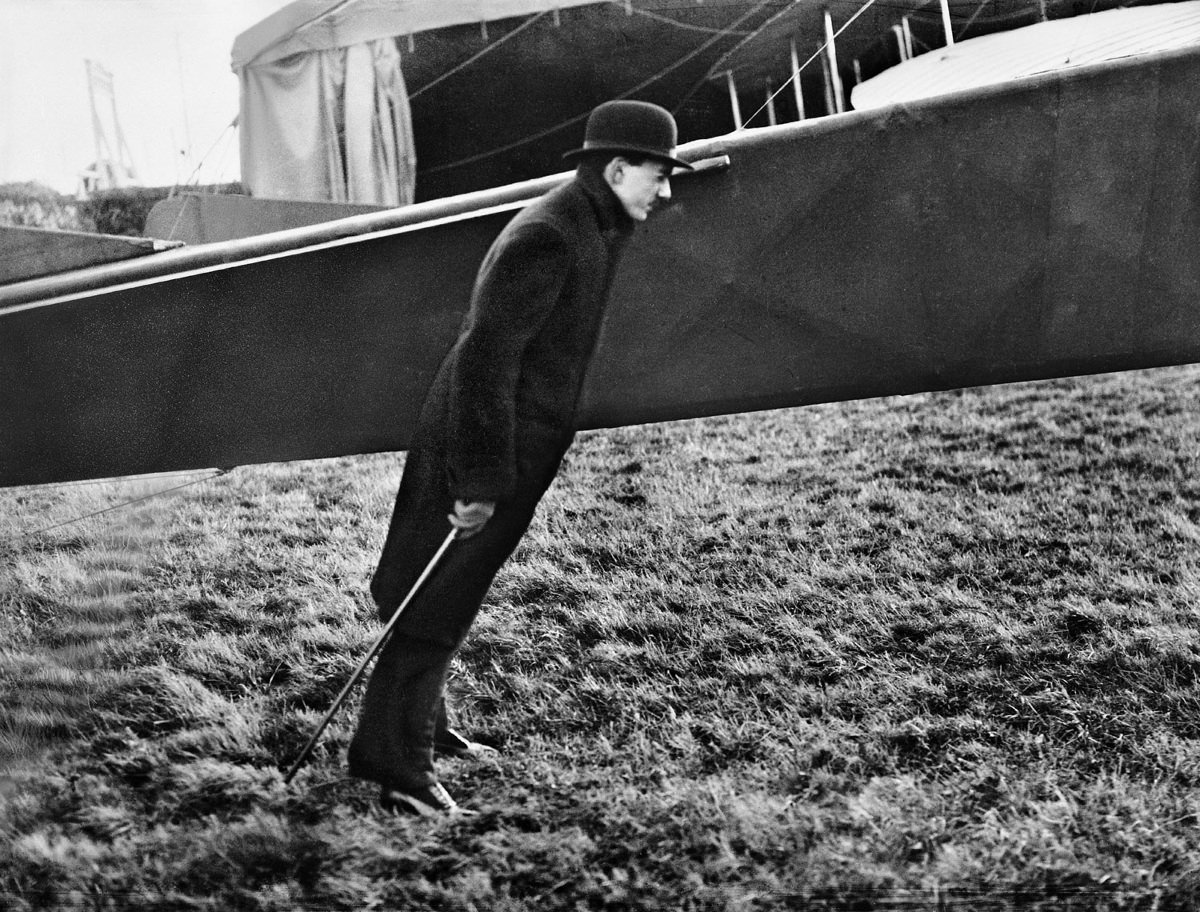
[
  {"xmin": 423, "ymin": 0, "xmax": 778, "ymax": 176},
  {"xmin": 667, "ymin": 0, "xmax": 807, "ymax": 119},
  {"xmin": 955, "ymin": 0, "xmax": 997, "ymax": 41},
  {"xmin": 1060, "ymin": 0, "xmax": 1107, "ymax": 64},
  {"xmin": 746, "ymin": 0, "xmax": 1115, "ymax": 125},
  {"xmin": 736, "ymin": 0, "xmax": 885, "ymax": 130},
  {"xmin": 176, "ymin": 116, "xmax": 239, "ymax": 190},
  {"xmin": 210, "ymin": 119, "xmax": 240, "ymax": 186},
  {"xmin": 157, "ymin": 115, "xmax": 239, "ymax": 241},
  {"xmin": 161, "ymin": 190, "xmax": 194, "ymax": 243}
]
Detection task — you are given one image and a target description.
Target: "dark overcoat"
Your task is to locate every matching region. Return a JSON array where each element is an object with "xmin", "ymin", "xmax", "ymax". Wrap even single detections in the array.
[{"xmin": 369, "ymin": 166, "xmax": 635, "ymax": 648}]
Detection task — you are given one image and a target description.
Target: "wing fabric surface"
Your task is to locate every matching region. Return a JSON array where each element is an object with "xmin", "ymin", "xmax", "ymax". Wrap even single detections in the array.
[{"xmin": 2, "ymin": 46, "xmax": 1198, "ymax": 487}]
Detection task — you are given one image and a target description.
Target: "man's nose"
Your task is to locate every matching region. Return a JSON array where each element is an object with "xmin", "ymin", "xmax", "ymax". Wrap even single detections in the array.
[{"xmin": 658, "ymin": 180, "xmax": 672, "ymax": 200}]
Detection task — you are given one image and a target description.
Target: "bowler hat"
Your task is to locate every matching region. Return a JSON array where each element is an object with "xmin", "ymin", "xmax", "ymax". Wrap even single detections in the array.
[{"xmin": 563, "ymin": 100, "xmax": 693, "ymax": 170}]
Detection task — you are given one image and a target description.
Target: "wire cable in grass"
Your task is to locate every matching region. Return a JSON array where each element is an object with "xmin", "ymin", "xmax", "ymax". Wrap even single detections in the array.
[
  {"xmin": 5, "ymin": 468, "xmax": 230, "ymax": 491},
  {"xmin": 9, "ymin": 467, "xmax": 234, "ymax": 541}
]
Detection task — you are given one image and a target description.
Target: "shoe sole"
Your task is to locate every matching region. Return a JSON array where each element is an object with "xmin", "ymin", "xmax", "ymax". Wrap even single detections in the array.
[
  {"xmin": 379, "ymin": 784, "xmax": 476, "ymax": 818},
  {"xmin": 380, "ymin": 790, "xmax": 447, "ymax": 816}
]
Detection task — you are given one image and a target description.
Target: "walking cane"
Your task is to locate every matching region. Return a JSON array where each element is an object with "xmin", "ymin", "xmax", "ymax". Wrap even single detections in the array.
[{"xmin": 283, "ymin": 527, "xmax": 459, "ymax": 785}]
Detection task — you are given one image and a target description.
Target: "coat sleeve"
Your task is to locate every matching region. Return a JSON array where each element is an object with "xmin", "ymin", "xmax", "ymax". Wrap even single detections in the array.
[{"xmin": 445, "ymin": 220, "xmax": 571, "ymax": 502}]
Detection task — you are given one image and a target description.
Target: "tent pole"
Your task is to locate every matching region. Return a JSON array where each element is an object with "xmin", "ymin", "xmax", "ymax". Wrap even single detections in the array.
[
  {"xmin": 822, "ymin": 7, "xmax": 845, "ymax": 113},
  {"xmin": 820, "ymin": 51, "xmax": 835, "ymax": 115},
  {"xmin": 790, "ymin": 38, "xmax": 806, "ymax": 120},
  {"xmin": 725, "ymin": 70, "xmax": 743, "ymax": 129},
  {"xmin": 940, "ymin": 0, "xmax": 955, "ymax": 45}
]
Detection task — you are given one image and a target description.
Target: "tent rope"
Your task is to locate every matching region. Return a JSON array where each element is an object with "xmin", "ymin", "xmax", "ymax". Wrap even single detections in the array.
[
  {"xmin": 422, "ymin": 0, "xmax": 777, "ymax": 176},
  {"xmin": 626, "ymin": 4, "xmax": 757, "ymax": 35},
  {"xmin": 410, "ymin": 9, "xmax": 554, "ymax": 100},
  {"xmin": 410, "ymin": 0, "xmax": 763, "ymax": 107}
]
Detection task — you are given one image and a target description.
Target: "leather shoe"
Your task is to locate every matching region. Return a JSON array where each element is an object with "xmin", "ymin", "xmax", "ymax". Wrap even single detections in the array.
[
  {"xmin": 434, "ymin": 727, "xmax": 499, "ymax": 758},
  {"xmin": 379, "ymin": 781, "xmax": 464, "ymax": 816}
]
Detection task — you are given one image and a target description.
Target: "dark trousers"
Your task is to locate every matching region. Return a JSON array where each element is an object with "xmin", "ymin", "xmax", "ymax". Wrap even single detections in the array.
[{"xmin": 348, "ymin": 422, "xmax": 572, "ymax": 789}]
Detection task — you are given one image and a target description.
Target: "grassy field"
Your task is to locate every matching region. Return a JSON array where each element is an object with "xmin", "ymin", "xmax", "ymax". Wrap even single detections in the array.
[{"xmin": 3, "ymin": 366, "xmax": 1200, "ymax": 910}]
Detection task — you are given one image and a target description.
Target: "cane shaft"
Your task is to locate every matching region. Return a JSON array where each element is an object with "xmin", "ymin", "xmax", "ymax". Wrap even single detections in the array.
[{"xmin": 283, "ymin": 527, "xmax": 459, "ymax": 784}]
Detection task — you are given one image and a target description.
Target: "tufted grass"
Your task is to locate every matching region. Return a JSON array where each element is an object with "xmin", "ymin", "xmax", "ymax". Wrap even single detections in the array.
[{"xmin": 3, "ymin": 366, "xmax": 1200, "ymax": 910}]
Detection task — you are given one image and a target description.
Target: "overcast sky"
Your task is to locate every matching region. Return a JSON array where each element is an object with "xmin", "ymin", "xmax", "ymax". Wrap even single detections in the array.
[{"xmin": 1, "ymin": 0, "xmax": 292, "ymax": 193}]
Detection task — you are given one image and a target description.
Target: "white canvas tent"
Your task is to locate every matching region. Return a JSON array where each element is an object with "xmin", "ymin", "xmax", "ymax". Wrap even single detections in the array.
[
  {"xmin": 231, "ymin": 0, "xmax": 609, "ymax": 205},
  {"xmin": 236, "ymin": 35, "xmax": 416, "ymax": 205}
]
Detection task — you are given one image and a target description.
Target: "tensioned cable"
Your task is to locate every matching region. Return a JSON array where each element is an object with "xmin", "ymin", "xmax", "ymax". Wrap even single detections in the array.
[
  {"xmin": 175, "ymin": 116, "xmax": 238, "ymax": 190},
  {"xmin": 6, "ymin": 468, "xmax": 232, "ymax": 541},
  {"xmin": 668, "ymin": 0, "xmax": 817, "ymax": 118},
  {"xmin": 846, "ymin": 0, "xmax": 969, "ymax": 59},
  {"xmin": 407, "ymin": 1, "xmax": 751, "ymax": 104},
  {"xmin": 422, "ymin": 0, "xmax": 778, "ymax": 175},
  {"xmin": 1059, "ymin": 0, "xmax": 1107, "ymax": 65},
  {"xmin": 736, "ymin": 0, "xmax": 886, "ymax": 129},
  {"xmin": 420, "ymin": 117, "xmax": 583, "ymax": 177},
  {"xmin": 954, "ymin": 0, "xmax": 998, "ymax": 41},
  {"xmin": 627, "ymin": 4, "xmax": 757, "ymax": 34},
  {"xmin": 410, "ymin": 9, "xmax": 554, "ymax": 100},
  {"xmin": 3, "ymin": 469, "xmax": 225, "ymax": 492},
  {"xmin": 208, "ymin": 120, "xmax": 240, "ymax": 187},
  {"xmin": 161, "ymin": 115, "xmax": 239, "ymax": 241}
]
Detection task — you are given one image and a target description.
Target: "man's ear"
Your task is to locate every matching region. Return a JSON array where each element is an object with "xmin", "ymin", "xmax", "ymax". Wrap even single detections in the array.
[{"xmin": 603, "ymin": 156, "xmax": 626, "ymax": 186}]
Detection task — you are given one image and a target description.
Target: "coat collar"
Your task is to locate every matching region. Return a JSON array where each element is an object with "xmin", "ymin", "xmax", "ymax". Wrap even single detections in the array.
[{"xmin": 575, "ymin": 166, "xmax": 636, "ymax": 242}]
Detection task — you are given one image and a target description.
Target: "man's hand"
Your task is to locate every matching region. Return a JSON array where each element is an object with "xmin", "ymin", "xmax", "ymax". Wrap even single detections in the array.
[{"xmin": 449, "ymin": 500, "xmax": 495, "ymax": 539}]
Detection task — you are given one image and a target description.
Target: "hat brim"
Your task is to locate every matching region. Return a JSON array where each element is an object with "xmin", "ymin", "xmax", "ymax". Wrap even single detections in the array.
[{"xmin": 562, "ymin": 144, "xmax": 694, "ymax": 171}]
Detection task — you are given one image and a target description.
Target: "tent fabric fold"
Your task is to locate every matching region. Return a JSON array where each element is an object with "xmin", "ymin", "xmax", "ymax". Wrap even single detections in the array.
[
  {"xmin": 230, "ymin": 0, "xmax": 608, "ymax": 68},
  {"xmin": 238, "ymin": 36, "xmax": 416, "ymax": 206},
  {"xmin": 232, "ymin": 0, "xmax": 612, "ymax": 206}
]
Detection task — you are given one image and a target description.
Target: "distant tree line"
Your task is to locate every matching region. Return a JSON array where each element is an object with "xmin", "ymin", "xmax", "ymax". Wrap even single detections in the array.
[{"xmin": 0, "ymin": 182, "xmax": 242, "ymax": 236}]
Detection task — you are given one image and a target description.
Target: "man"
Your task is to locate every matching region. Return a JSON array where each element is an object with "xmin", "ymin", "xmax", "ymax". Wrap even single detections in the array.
[{"xmin": 347, "ymin": 100, "xmax": 691, "ymax": 815}]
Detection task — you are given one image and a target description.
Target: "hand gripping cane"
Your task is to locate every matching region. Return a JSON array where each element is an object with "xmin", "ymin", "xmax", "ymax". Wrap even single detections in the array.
[{"xmin": 283, "ymin": 527, "xmax": 459, "ymax": 784}]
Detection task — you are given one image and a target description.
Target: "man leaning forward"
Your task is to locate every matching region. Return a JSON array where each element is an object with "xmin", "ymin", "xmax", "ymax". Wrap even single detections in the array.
[{"xmin": 348, "ymin": 100, "xmax": 692, "ymax": 815}]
